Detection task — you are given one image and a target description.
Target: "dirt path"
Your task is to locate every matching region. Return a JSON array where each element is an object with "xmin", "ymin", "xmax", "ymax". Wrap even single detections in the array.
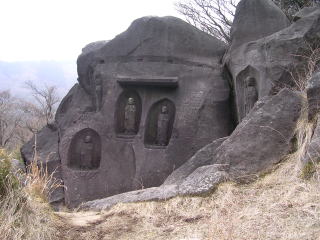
[{"xmin": 54, "ymin": 205, "xmax": 208, "ymax": 240}]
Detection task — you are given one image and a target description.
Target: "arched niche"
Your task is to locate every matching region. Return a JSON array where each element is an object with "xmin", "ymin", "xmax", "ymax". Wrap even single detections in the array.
[
  {"xmin": 68, "ymin": 128, "xmax": 101, "ymax": 170},
  {"xmin": 114, "ymin": 90, "xmax": 142, "ymax": 137},
  {"xmin": 144, "ymin": 99, "xmax": 176, "ymax": 147},
  {"xmin": 235, "ymin": 66, "xmax": 259, "ymax": 122}
]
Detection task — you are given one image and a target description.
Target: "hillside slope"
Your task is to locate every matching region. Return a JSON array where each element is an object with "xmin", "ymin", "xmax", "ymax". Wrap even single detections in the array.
[{"xmin": 55, "ymin": 156, "xmax": 320, "ymax": 240}]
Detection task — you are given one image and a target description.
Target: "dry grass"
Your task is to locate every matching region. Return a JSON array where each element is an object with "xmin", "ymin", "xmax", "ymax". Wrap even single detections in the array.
[
  {"xmin": 57, "ymin": 157, "xmax": 320, "ymax": 240},
  {"xmin": 0, "ymin": 148, "xmax": 59, "ymax": 240}
]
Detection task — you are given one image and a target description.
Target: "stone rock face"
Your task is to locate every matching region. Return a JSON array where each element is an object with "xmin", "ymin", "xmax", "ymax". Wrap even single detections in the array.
[
  {"xmin": 22, "ymin": 16, "xmax": 234, "ymax": 207},
  {"xmin": 307, "ymin": 71, "xmax": 320, "ymax": 121},
  {"xmin": 230, "ymin": 0, "xmax": 289, "ymax": 51},
  {"xmin": 225, "ymin": 6, "xmax": 320, "ymax": 123},
  {"xmin": 21, "ymin": 126, "xmax": 64, "ymax": 203},
  {"xmin": 163, "ymin": 137, "xmax": 227, "ymax": 185},
  {"xmin": 303, "ymin": 118, "xmax": 320, "ymax": 164},
  {"xmin": 83, "ymin": 89, "xmax": 303, "ymax": 210},
  {"xmin": 293, "ymin": 7, "xmax": 320, "ymax": 21},
  {"xmin": 213, "ymin": 89, "xmax": 303, "ymax": 178}
]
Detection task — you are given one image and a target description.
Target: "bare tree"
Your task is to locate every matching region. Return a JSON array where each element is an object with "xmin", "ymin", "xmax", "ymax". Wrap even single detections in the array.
[
  {"xmin": 175, "ymin": 0, "xmax": 238, "ymax": 43},
  {"xmin": 175, "ymin": 0, "xmax": 319, "ymax": 44},
  {"xmin": 0, "ymin": 91, "xmax": 23, "ymax": 148},
  {"xmin": 25, "ymin": 81, "xmax": 60, "ymax": 128}
]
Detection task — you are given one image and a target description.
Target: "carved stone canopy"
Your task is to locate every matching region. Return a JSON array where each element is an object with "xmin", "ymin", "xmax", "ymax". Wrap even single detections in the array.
[{"xmin": 117, "ymin": 76, "xmax": 179, "ymax": 88}]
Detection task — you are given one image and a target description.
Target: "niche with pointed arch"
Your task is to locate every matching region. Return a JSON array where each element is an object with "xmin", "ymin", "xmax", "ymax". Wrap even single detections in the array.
[
  {"xmin": 235, "ymin": 66, "xmax": 259, "ymax": 122},
  {"xmin": 144, "ymin": 99, "xmax": 176, "ymax": 147},
  {"xmin": 115, "ymin": 90, "xmax": 142, "ymax": 137},
  {"xmin": 68, "ymin": 128, "xmax": 101, "ymax": 170}
]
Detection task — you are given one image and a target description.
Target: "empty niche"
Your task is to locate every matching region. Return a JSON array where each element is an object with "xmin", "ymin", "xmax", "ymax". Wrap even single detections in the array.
[
  {"xmin": 115, "ymin": 90, "xmax": 142, "ymax": 137},
  {"xmin": 144, "ymin": 99, "xmax": 176, "ymax": 147},
  {"xmin": 68, "ymin": 128, "xmax": 101, "ymax": 170},
  {"xmin": 235, "ymin": 66, "xmax": 259, "ymax": 122}
]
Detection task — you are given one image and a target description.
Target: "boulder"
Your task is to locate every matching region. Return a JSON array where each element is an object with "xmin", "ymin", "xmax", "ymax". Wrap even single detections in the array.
[
  {"xmin": 230, "ymin": 0, "xmax": 289, "ymax": 51},
  {"xmin": 81, "ymin": 185, "xmax": 179, "ymax": 210},
  {"xmin": 213, "ymin": 89, "xmax": 303, "ymax": 179},
  {"xmin": 163, "ymin": 137, "xmax": 227, "ymax": 185},
  {"xmin": 178, "ymin": 165, "xmax": 229, "ymax": 195},
  {"xmin": 225, "ymin": 6, "xmax": 320, "ymax": 122},
  {"xmin": 307, "ymin": 71, "xmax": 320, "ymax": 121}
]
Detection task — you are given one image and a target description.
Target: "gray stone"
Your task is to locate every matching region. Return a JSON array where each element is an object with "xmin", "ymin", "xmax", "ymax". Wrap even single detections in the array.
[
  {"xmin": 213, "ymin": 89, "xmax": 303, "ymax": 180},
  {"xmin": 81, "ymin": 185, "xmax": 179, "ymax": 210},
  {"xmin": 303, "ymin": 118, "xmax": 320, "ymax": 164},
  {"xmin": 307, "ymin": 71, "xmax": 320, "ymax": 121},
  {"xmin": 230, "ymin": 0, "xmax": 289, "ymax": 51},
  {"xmin": 225, "ymin": 6, "xmax": 320, "ymax": 122},
  {"xmin": 178, "ymin": 165, "xmax": 229, "ymax": 195},
  {"xmin": 293, "ymin": 6, "xmax": 320, "ymax": 22},
  {"xmin": 22, "ymin": 16, "xmax": 234, "ymax": 207},
  {"xmin": 163, "ymin": 137, "xmax": 227, "ymax": 185}
]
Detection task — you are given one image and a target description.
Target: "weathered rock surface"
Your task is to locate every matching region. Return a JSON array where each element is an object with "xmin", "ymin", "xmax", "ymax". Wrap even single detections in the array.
[
  {"xmin": 307, "ymin": 71, "xmax": 320, "ymax": 120},
  {"xmin": 225, "ymin": 5, "xmax": 320, "ymax": 122},
  {"xmin": 82, "ymin": 89, "xmax": 303, "ymax": 210},
  {"xmin": 230, "ymin": 0, "xmax": 289, "ymax": 51},
  {"xmin": 82, "ymin": 185, "xmax": 179, "ymax": 210},
  {"xmin": 178, "ymin": 165, "xmax": 229, "ymax": 195},
  {"xmin": 303, "ymin": 118, "xmax": 320, "ymax": 164},
  {"xmin": 213, "ymin": 89, "xmax": 303, "ymax": 179},
  {"xmin": 163, "ymin": 137, "xmax": 227, "ymax": 185},
  {"xmin": 293, "ymin": 6, "xmax": 320, "ymax": 21}
]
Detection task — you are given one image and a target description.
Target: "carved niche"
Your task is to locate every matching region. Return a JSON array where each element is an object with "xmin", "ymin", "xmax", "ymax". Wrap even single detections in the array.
[
  {"xmin": 235, "ymin": 66, "xmax": 259, "ymax": 122},
  {"xmin": 68, "ymin": 128, "xmax": 101, "ymax": 170},
  {"xmin": 115, "ymin": 90, "xmax": 142, "ymax": 137},
  {"xmin": 144, "ymin": 99, "xmax": 176, "ymax": 147}
]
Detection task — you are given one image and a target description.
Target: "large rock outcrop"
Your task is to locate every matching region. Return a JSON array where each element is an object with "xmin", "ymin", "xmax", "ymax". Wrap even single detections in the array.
[
  {"xmin": 230, "ymin": 0, "xmax": 289, "ymax": 50},
  {"xmin": 21, "ymin": 0, "xmax": 320, "ymax": 209},
  {"xmin": 22, "ymin": 16, "xmax": 234, "ymax": 207},
  {"xmin": 225, "ymin": 4, "xmax": 320, "ymax": 122}
]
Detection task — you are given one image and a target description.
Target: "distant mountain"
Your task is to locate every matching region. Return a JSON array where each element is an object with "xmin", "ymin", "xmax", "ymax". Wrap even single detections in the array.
[{"xmin": 0, "ymin": 61, "xmax": 77, "ymax": 99}]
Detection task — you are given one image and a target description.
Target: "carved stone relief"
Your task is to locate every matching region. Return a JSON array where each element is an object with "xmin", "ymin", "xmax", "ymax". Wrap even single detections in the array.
[
  {"xmin": 244, "ymin": 77, "xmax": 258, "ymax": 117},
  {"xmin": 68, "ymin": 128, "xmax": 101, "ymax": 170},
  {"xmin": 115, "ymin": 90, "xmax": 142, "ymax": 137},
  {"xmin": 144, "ymin": 99, "xmax": 176, "ymax": 147},
  {"xmin": 236, "ymin": 66, "xmax": 260, "ymax": 122}
]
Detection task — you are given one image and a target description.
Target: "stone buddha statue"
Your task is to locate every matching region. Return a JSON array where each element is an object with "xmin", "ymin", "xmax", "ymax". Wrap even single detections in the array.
[
  {"xmin": 244, "ymin": 77, "xmax": 258, "ymax": 117},
  {"xmin": 156, "ymin": 105, "xmax": 170, "ymax": 146},
  {"xmin": 124, "ymin": 97, "xmax": 137, "ymax": 134},
  {"xmin": 80, "ymin": 135, "xmax": 94, "ymax": 169}
]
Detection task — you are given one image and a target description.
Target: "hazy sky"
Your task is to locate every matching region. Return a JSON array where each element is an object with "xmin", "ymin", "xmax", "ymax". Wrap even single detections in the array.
[{"xmin": 0, "ymin": 0, "xmax": 180, "ymax": 62}]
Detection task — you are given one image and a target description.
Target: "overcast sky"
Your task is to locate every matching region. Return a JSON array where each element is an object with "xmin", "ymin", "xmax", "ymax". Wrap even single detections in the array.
[{"xmin": 0, "ymin": 0, "xmax": 180, "ymax": 62}]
